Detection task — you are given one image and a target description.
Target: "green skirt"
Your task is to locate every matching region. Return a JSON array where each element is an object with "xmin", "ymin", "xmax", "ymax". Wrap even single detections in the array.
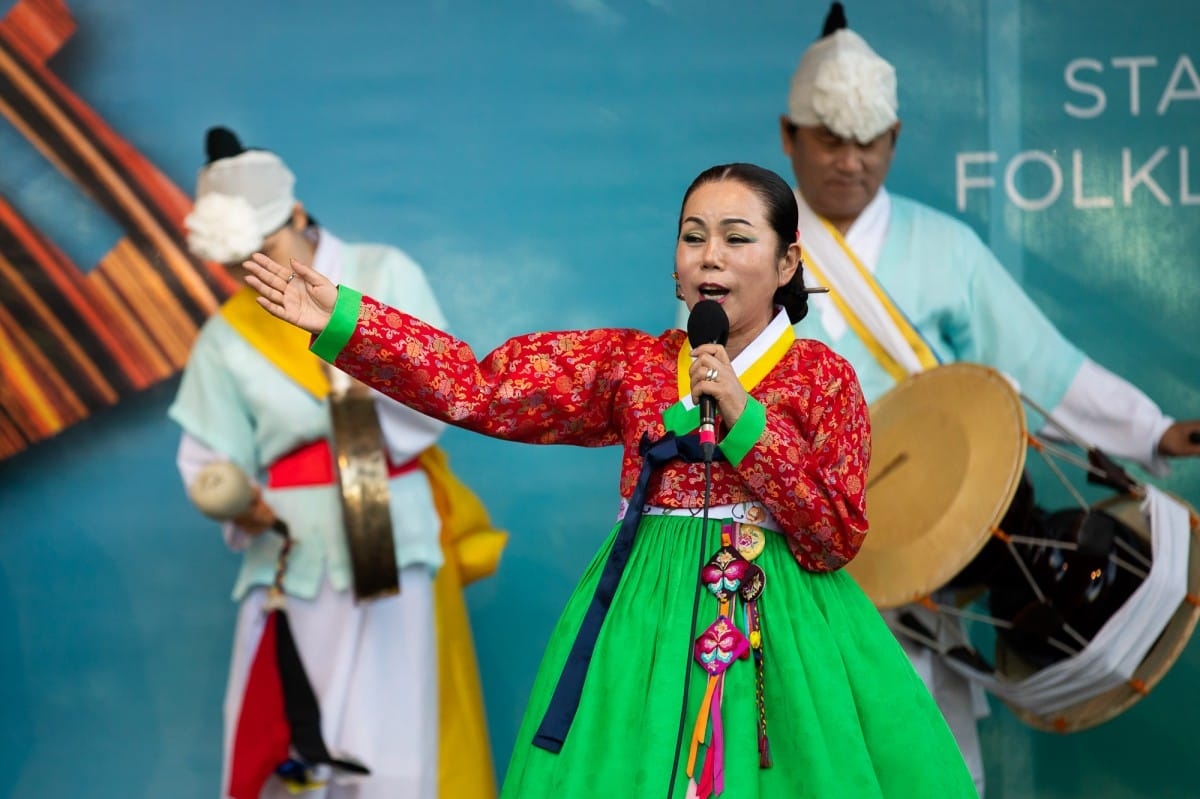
[{"xmin": 500, "ymin": 515, "xmax": 977, "ymax": 798}]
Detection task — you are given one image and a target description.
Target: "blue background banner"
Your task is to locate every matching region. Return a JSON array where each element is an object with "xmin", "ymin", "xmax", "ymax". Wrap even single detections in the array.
[{"xmin": 1, "ymin": 1, "xmax": 1197, "ymax": 796}]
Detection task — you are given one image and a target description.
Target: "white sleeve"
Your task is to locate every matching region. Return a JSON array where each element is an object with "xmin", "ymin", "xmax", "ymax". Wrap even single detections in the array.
[
  {"xmin": 374, "ymin": 394, "xmax": 446, "ymax": 463},
  {"xmin": 1038, "ymin": 357, "xmax": 1174, "ymax": 476},
  {"xmin": 177, "ymin": 433, "xmax": 255, "ymax": 551}
]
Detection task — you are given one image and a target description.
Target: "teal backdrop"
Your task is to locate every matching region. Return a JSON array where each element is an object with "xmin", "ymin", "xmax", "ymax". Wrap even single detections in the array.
[{"xmin": 1, "ymin": 1, "xmax": 1197, "ymax": 797}]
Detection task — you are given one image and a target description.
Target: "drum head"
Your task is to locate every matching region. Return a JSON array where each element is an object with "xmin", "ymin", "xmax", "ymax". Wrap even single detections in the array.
[
  {"xmin": 846, "ymin": 363, "xmax": 1027, "ymax": 609},
  {"xmin": 996, "ymin": 493, "xmax": 1200, "ymax": 733}
]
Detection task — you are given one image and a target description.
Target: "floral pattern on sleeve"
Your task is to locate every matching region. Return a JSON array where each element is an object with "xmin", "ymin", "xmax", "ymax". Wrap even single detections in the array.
[
  {"xmin": 650, "ymin": 341, "xmax": 869, "ymax": 571},
  {"xmin": 332, "ymin": 295, "xmax": 869, "ymax": 573},
  {"xmin": 736, "ymin": 346, "xmax": 870, "ymax": 571},
  {"xmin": 333, "ymin": 295, "xmax": 672, "ymax": 448}
]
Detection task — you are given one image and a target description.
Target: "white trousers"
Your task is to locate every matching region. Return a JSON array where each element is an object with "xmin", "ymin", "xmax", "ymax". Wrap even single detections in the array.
[
  {"xmin": 884, "ymin": 603, "xmax": 987, "ymax": 798},
  {"xmin": 220, "ymin": 567, "xmax": 438, "ymax": 799}
]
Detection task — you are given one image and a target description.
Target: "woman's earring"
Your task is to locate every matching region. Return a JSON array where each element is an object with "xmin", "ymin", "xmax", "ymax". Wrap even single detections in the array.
[{"xmin": 675, "ymin": 283, "xmax": 684, "ymax": 301}]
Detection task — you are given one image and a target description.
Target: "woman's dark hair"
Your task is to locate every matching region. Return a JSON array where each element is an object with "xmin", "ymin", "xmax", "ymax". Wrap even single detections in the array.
[{"xmin": 678, "ymin": 163, "xmax": 810, "ymax": 323}]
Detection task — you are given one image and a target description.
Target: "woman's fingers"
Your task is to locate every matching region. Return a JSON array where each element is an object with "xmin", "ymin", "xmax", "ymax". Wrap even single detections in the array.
[
  {"xmin": 242, "ymin": 254, "xmax": 281, "ymax": 293},
  {"xmin": 248, "ymin": 252, "xmax": 285, "ymax": 280},
  {"xmin": 244, "ymin": 273, "xmax": 284, "ymax": 309},
  {"xmin": 291, "ymin": 257, "xmax": 323, "ymax": 286},
  {"xmin": 242, "ymin": 257, "xmax": 295, "ymax": 321}
]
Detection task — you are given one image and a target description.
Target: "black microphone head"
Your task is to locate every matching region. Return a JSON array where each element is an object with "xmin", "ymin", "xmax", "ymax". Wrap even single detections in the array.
[{"xmin": 687, "ymin": 299, "xmax": 729, "ymax": 349}]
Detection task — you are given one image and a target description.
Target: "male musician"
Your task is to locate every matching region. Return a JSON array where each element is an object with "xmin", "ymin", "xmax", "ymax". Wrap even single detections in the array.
[
  {"xmin": 771, "ymin": 3, "xmax": 1200, "ymax": 795},
  {"xmin": 170, "ymin": 127, "xmax": 502, "ymax": 799}
]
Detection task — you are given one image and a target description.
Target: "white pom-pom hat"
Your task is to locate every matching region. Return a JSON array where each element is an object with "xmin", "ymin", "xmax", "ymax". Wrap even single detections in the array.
[
  {"xmin": 786, "ymin": 3, "xmax": 898, "ymax": 144},
  {"xmin": 184, "ymin": 193, "xmax": 265, "ymax": 266},
  {"xmin": 184, "ymin": 128, "xmax": 296, "ymax": 263}
]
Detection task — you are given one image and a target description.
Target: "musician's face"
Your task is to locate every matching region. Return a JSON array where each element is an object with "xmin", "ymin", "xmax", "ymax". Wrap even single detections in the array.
[
  {"xmin": 675, "ymin": 179, "xmax": 797, "ymax": 353},
  {"xmin": 223, "ymin": 204, "xmax": 314, "ymax": 272},
  {"xmin": 779, "ymin": 119, "xmax": 899, "ymax": 233},
  {"xmin": 259, "ymin": 205, "xmax": 314, "ymax": 268}
]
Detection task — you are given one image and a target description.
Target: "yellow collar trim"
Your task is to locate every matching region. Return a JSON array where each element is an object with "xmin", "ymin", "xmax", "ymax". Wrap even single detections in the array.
[{"xmin": 675, "ymin": 307, "xmax": 795, "ymax": 405}]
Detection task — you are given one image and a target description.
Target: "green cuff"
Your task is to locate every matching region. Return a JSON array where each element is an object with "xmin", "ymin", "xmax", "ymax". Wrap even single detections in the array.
[
  {"xmin": 719, "ymin": 395, "xmax": 765, "ymax": 467},
  {"xmin": 310, "ymin": 285, "xmax": 363, "ymax": 362},
  {"xmin": 662, "ymin": 400, "xmax": 700, "ymax": 438}
]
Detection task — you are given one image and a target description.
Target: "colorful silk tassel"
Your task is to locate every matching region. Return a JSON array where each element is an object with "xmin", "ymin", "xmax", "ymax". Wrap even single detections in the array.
[
  {"xmin": 738, "ymin": 550, "xmax": 770, "ymax": 769},
  {"xmin": 683, "ymin": 522, "xmax": 772, "ymax": 796}
]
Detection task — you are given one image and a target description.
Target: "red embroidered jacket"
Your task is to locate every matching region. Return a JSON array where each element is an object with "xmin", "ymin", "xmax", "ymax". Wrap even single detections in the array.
[{"xmin": 320, "ymin": 293, "xmax": 870, "ymax": 572}]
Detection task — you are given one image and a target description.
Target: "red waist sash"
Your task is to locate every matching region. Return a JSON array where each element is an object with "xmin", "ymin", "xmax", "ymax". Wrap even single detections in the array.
[{"xmin": 266, "ymin": 439, "xmax": 420, "ymax": 489}]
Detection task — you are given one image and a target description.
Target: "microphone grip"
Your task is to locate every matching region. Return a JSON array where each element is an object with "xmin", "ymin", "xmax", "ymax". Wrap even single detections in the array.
[{"xmin": 699, "ymin": 394, "xmax": 717, "ymax": 461}]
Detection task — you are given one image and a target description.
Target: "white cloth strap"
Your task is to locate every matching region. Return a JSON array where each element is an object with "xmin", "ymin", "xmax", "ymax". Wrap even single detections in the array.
[
  {"xmin": 796, "ymin": 190, "xmax": 926, "ymax": 376},
  {"xmin": 943, "ymin": 486, "xmax": 1189, "ymax": 713},
  {"xmin": 616, "ymin": 500, "xmax": 782, "ymax": 533}
]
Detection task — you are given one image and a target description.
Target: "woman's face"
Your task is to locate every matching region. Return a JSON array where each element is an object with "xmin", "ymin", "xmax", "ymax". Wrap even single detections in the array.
[{"xmin": 675, "ymin": 179, "xmax": 796, "ymax": 354}]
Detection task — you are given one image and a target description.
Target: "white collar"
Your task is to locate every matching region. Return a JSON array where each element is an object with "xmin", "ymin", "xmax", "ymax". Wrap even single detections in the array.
[{"xmin": 796, "ymin": 186, "xmax": 892, "ymax": 274}]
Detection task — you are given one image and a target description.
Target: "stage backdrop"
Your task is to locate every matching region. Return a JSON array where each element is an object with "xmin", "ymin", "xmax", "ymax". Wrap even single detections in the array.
[{"xmin": 1, "ymin": 1, "xmax": 1197, "ymax": 797}]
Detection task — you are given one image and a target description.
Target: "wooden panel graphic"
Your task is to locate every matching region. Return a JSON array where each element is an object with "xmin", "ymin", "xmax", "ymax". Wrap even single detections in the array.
[{"xmin": 0, "ymin": 0, "xmax": 237, "ymax": 459}]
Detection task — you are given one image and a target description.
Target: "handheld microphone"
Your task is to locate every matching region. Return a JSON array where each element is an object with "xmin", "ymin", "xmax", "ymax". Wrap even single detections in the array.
[{"xmin": 686, "ymin": 300, "xmax": 729, "ymax": 462}]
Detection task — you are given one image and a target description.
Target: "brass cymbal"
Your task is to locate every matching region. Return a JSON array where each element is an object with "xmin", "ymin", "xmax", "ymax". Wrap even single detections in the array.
[{"xmin": 846, "ymin": 363, "xmax": 1027, "ymax": 609}]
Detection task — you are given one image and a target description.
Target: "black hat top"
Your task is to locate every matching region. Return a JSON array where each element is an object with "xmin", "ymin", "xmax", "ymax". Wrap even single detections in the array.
[
  {"xmin": 821, "ymin": 2, "xmax": 848, "ymax": 38},
  {"xmin": 204, "ymin": 126, "xmax": 247, "ymax": 164}
]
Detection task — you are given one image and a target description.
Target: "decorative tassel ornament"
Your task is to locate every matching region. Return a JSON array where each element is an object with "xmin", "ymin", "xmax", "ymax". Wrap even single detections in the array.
[{"xmin": 685, "ymin": 523, "xmax": 775, "ymax": 795}]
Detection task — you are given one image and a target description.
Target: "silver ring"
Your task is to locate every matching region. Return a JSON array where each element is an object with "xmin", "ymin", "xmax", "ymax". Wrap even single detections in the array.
[
  {"xmin": 704, "ymin": 367, "xmax": 718, "ymax": 382},
  {"xmin": 285, "ymin": 272, "xmax": 296, "ymax": 283}
]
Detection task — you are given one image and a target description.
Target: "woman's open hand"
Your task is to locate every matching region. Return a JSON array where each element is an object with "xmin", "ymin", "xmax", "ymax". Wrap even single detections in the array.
[{"xmin": 243, "ymin": 252, "xmax": 338, "ymax": 334}]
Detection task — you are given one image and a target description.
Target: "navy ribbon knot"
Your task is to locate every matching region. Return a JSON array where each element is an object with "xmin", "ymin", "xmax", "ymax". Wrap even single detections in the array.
[{"xmin": 533, "ymin": 430, "xmax": 723, "ymax": 752}]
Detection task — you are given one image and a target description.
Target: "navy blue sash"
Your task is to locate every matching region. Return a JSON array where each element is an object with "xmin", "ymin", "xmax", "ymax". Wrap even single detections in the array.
[{"xmin": 533, "ymin": 431, "xmax": 724, "ymax": 752}]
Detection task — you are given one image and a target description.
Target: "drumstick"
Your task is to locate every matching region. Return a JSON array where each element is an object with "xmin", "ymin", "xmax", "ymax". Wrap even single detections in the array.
[{"xmin": 188, "ymin": 461, "xmax": 289, "ymax": 537}]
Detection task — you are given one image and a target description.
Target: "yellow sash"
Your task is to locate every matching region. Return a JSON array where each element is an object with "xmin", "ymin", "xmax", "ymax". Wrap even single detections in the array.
[
  {"xmin": 420, "ymin": 445, "xmax": 507, "ymax": 798},
  {"xmin": 802, "ymin": 217, "xmax": 938, "ymax": 383},
  {"xmin": 219, "ymin": 287, "xmax": 330, "ymax": 398}
]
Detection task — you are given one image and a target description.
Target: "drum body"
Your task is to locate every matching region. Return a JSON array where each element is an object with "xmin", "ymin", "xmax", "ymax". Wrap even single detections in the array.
[
  {"xmin": 987, "ymin": 503, "xmax": 1150, "ymax": 670},
  {"xmin": 850, "ymin": 362, "xmax": 1199, "ymax": 732},
  {"xmin": 994, "ymin": 493, "xmax": 1200, "ymax": 732}
]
